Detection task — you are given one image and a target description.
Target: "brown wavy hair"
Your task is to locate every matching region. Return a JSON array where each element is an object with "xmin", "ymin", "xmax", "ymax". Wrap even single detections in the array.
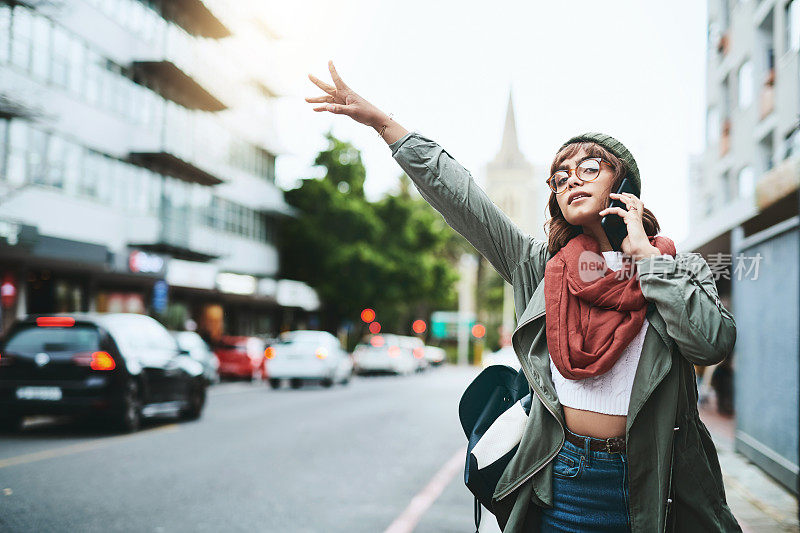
[{"xmin": 543, "ymin": 142, "xmax": 661, "ymax": 256}]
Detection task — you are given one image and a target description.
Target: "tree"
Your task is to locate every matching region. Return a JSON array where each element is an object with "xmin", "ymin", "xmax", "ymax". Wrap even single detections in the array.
[{"xmin": 278, "ymin": 131, "xmax": 466, "ymax": 341}]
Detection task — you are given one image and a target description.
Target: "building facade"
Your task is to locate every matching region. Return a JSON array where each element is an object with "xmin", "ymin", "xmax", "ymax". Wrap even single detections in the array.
[
  {"xmin": 687, "ymin": 0, "xmax": 799, "ymax": 494},
  {"xmin": 0, "ymin": 0, "xmax": 319, "ymax": 339},
  {"xmin": 484, "ymin": 90, "xmax": 549, "ymax": 342}
]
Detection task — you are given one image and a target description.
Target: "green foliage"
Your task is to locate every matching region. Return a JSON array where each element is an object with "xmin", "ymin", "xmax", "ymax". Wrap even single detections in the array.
[{"xmin": 279, "ymin": 131, "xmax": 468, "ymax": 337}]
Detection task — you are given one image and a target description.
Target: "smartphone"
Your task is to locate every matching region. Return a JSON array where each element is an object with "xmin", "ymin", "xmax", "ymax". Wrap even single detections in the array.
[{"xmin": 600, "ymin": 177, "xmax": 640, "ymax": 252}]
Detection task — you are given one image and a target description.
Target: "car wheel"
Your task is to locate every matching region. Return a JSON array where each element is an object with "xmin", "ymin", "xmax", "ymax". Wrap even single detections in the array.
[
  {"xmin": 116, "ymin": 380, "xmax": 142, "ymax": 433},
  {"xmin": 289, "ymin": 378, "xmax": 303, "ymax": 389},
  {"xmin": 268, "ymin": 378, "xmax": 281, "ymax": 389},
  {"xmin": 0, "ymin": 414, "xmax": 23, "ymax": 433},
  {"xmin": 181, "ymin": 382, "xmax": 206, "ymax": 421}
]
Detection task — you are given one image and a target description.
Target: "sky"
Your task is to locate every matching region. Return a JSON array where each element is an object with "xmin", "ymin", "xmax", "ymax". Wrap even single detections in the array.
[{"xmin": 262, "ymin": 0, "xmax": 709, "ymax": 245}]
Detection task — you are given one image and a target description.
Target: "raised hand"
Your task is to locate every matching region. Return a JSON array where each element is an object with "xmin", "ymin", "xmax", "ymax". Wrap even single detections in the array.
[{"xmin": 306, "ymin": 60, "xmax": 383, "ymax": 128}]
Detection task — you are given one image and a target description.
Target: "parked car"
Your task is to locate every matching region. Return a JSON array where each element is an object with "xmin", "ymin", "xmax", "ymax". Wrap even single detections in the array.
[
  {"xmin": 213, "ymin": 336, "xmax": 266, "ymax": 381},
  {"xmin": 265, "ymin": 330, "xmax": 352, "ymax": 389},
  {"xmin": 423, "ymin": 345, "xmax": 447, "ymax": 366},
  {"xmin": 482, "ymin": 344, "xmax": 521, "ymax": 370},
  {"xmin": 170, "ymin": 330, "xmax": 219, "ymax": 385},
  {"xmin": 352, "ymin": 334, "xmax": 416, "ymax": 376},
  {"xmin": 0, "ymin": 313, "xmax": 207, "ymax": 433},
  {"xmin": 396, "ymin": 335, "xmax": 428, "ymax": 372}
]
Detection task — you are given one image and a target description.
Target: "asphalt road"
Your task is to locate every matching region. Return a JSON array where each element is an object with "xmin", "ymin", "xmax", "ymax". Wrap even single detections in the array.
[{"xmin": 0, "ymin": 366, "xmax": 482, "ymax": 533}]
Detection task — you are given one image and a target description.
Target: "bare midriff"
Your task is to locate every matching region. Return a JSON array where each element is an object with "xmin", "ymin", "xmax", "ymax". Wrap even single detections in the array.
[{"xmin": 563, "ymin": 405, "xmax": 627, "ymax": 440}]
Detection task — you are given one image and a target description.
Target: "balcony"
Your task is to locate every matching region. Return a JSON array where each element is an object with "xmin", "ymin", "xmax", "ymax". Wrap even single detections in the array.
[
  {"xmin": 127, "ymin": 103, "xmax": 228, "ymax": 186},
  {"xmin": 132, "ymin": 60, "xmax": 226, "ymax": 112},
  {"xmin": 756, "ymin": 157, "xmax": 800, "ymax": 211},
  {"xmin": 157, "ymin": 0, "xmax": 231, "ymax": 39},
  {"xmin": 132, "ymin": 21, "xmax": 228, "ymax": 112}
]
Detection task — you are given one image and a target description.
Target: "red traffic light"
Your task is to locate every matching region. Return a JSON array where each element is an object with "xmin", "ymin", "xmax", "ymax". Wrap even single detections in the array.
[
  {"xmin": 471, "ymin": 324, "xmax": 486, "ymax": 338},
  {"xmin": 412, "ymin": 319, "xmax": 426, "ymax": 334},
  {"xmin": 361, "ymin": 308, "xmax": 375, "ymax": 323},
  {"xmin": 369, "ymin": 321, "xmax": 381, "ymax": 334}
]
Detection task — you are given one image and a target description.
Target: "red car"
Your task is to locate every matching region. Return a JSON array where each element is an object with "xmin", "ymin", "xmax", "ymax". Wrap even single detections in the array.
[{"xmin": 213, "ymin": 336, "xmax": 266, "ymax": 381}]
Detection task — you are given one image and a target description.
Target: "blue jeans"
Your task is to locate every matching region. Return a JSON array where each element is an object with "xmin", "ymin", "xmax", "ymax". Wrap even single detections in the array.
[{"xmin": 539, "ymin": 428, "xmax": 631, "ymax": 532}]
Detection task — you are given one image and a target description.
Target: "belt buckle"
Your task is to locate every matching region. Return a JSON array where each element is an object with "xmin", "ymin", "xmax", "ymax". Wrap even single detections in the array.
[{"xmin": 605, "ymin": 437, "xmax": 623, "ymax": 453}]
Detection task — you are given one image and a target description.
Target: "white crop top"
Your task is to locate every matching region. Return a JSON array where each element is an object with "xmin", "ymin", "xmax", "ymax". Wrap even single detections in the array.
[{"xmin": 548, "ymin": 250, "xmax": 648, "ymax": 416}]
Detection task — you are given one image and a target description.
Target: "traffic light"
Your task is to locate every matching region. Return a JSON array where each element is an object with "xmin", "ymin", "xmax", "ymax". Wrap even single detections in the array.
[
  {"xmin": 412, "ymin": 319, "xmax": 426, "ymax": 334},
  {"xmin": 471, "ymin": 323, "xmax": 486, "ymax": 339},
  {"xmin": 361, "ymin": 308, "xmax": 375, "ymax": 323}
]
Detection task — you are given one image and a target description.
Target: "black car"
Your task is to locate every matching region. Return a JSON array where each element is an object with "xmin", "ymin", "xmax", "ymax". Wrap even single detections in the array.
[{"xmin": 0, "ymin": 313, "xmax": 207, "ymax": 433}]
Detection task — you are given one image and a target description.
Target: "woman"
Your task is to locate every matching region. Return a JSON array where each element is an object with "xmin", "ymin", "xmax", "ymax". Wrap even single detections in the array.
[{"xmin": 306, "ymin": 61, "xmax": 741, "ymax": 533}]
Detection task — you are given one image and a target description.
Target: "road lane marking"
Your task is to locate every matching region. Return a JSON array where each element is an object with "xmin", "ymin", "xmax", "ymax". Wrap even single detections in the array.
[
  {"xmin": 0, "ymin": 423, "xmax": 179, "ymax": 470},
  {"xmin": 383, "ymin": 446, "xmax": 466, "ymax": 533}
]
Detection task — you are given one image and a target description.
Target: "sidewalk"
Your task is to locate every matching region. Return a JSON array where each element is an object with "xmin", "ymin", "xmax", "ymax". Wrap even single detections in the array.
[{"xmin": 699, "ymin": 394, "xmax": 798, "ymax": 532}]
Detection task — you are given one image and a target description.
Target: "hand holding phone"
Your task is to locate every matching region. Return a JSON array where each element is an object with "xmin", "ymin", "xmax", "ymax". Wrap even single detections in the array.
[{"xmin": 600, "ymin": 178, "xmax": 640, "ymax": 252}]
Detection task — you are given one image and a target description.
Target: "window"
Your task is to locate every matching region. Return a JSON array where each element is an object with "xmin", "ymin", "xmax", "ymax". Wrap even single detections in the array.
[
  {"xmin": 10, "ymin": 7, "xmax": 33, "ymax": 70},
  {"xmin": 46, "ymin": 134, "xmax": 65, "ymax": 189},
  {"xmin": 30, "ymin": 12, "xmax": 50, "ymax": 81},
  {"xmin": 737, "ymin": 60, "xmax": 753, "ymax": 108},
  {"xmin": 737, "ymin": 166, "xmax": 755, "ymax": 197},
  {"xmin": 706, "ymin": 106, "xmax": 721, "ymax": 143},
  {"xmin": 0, "ymin": 6, "xmax": 10, "ymax": 65},
  {"xmin": 787, "ymin": 0, "xmax": 800, "ymax": 53}
]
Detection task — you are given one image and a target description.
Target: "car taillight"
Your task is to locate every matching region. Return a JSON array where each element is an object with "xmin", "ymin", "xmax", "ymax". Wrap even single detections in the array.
[
  {"xmin": 73, "ymin": 351, "xmax": 116, "ymax": 371},
  {"xmin": 315, "ymin": 347, "xmax": 328, "ymax": 360},
  {"xmin": 413, "ymin": 347, "xmax": 424, "ymax": 359},
  {"xmin": 388, "ymin": 346, "xmax": 400, "ymax": 358},
  {"xmin": 36, "ymin": 316, "xmax": 75, "ymax": 327},
  {"xmin": 264, "ymin": 347, "xmax": 275, "ymax": 359},
  {"xmin": 0, "ymin": 352, "xmax": 12, "ymax": 366}
]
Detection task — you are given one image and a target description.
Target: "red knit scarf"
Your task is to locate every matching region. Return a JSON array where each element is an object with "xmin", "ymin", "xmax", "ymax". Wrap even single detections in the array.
[{"xmin": 544, "ymin": 233, "xmax": 676, "ymax": 380}]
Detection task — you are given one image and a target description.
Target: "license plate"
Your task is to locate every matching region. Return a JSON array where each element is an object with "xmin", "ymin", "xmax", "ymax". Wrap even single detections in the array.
[{"xmin": 16, "ymin": 386, "xmax": 62, "ymax": 401}]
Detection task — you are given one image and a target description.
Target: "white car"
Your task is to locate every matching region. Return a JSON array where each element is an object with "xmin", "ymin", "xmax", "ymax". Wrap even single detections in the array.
[
  {"xmin": 265, "ymin": 330, "xmax": 353, "ymax": 389},
  {"xmin": 423, "ymin": 345, "xmax": 447, "ymax": 366},
  {"xmin": 482, "ymin": 345, "xmax": 521, "ymax": 370},
  {"xmin": 396, "ymin": 335, "xmax": 428, "ymax": 372},
  {"xmin": 352, "ymin": 334, "xmax": 416, "ymax": 375}
]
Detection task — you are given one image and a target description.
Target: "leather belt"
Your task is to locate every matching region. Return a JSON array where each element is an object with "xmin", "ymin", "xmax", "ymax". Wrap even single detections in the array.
[{"xmin": 564, "ymin": 430, "xmax": 627, "ymax": 453}]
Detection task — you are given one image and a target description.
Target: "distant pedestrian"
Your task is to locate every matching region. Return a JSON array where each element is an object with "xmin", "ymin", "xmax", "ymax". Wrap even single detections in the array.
[{"xmin": 306, "ymin": 61, "xmax": 741, "ymax": 532}]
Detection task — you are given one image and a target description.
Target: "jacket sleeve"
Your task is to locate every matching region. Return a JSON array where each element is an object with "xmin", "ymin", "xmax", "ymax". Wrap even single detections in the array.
[
  {"xmin": 389, "ymin": 131, "xmax": 546, "ymax": 286},
  {"xmin": 635, "ymin": 252, "xmax": 736, "ymax": 366}
]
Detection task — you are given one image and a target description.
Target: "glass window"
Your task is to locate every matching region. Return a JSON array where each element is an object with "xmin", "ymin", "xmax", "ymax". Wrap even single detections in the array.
[
  {"xmin": 81, "ymin": 150, "xmax": 100, "ymax": 198},
  {"xmin": 788, "ymin": 0, "xmax": 800, "ymax": 53},
  {"xmin": 10, "ymin": 7, "xmax": 33, "ymax": 71},
  {"xmin": 0, "ymin": 6, "xmax": 10, "ymax": 65},
  {"xmin": 63, "ymin": 141, "xmax": 82, "ymax": 195},
  {"xmin": 737, "ymin": 60, "xmax": 753, "ymax": 109},
  {"xmin": 51, "ymin": 26, "xmax": 70, "ymax": 88},
  {"xmin": 46, "ymin": 134, "xmax": 65, "ymax": 189},
  {"xmin": 85, "ymin": 49, "xmax": 101, "ymax": 105},
  {"xmin": 737, "ymin": 166, "xmax": 755, "ymax": 197},
  {"xmin": 28, "ymin": 127, "xmax": 47, "ymax": 185},
  {"xmin": 0, "ymin": 119, "xmax": 7, "ymax": 177},
  {"xmin": 30, "ymin": 12, "xmax": 51, "ymax": 81},
  {"xmin": 68, "ymin": 39, "xmax": 85, "ymax": 95}
]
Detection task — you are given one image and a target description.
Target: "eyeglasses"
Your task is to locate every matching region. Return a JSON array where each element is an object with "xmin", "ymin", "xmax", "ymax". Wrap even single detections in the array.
[{"xmin": 546, "ymin": 157, "xmax": 611, "ymax": 194}]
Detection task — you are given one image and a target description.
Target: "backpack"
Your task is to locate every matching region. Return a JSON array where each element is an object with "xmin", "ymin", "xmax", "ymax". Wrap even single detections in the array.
[{"xmin": 458, "ymin": 365, "xmax": 532, "ymax": 531}]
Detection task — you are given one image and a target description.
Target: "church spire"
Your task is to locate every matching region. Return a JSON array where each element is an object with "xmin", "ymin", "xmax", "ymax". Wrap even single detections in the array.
[
  {"xmin": 492, "ymin": 88, "xmax": 525, "ymax": 167},
  {"xmin": 501, "ymin": 90, "xmax": 519, "ymax": 155}
]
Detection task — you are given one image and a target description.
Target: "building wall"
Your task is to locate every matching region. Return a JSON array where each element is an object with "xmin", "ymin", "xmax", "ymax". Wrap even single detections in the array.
[{"xmin": 732, "ymin": 219, "xmax": 799, "ymax": 493}]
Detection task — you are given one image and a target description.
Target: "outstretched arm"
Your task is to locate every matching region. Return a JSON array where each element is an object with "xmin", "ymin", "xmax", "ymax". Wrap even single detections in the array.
[{"xmin": 306, "ymin": 61, "xmax": 547, "ymax": 286}]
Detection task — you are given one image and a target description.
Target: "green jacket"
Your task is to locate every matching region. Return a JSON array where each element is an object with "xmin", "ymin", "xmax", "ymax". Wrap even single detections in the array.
[{"xmin": 390, "ymin": 131, "xmax": 742, "ymax": 533}]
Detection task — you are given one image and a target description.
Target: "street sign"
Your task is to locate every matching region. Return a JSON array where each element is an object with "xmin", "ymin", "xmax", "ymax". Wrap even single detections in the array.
[
  {"xmin": 430, "ymin": 311, "xmax": 475, "ymax": 340},
  {"xmin": 152, "ymin": 280, "xmax": 168, "ymax": 313}
]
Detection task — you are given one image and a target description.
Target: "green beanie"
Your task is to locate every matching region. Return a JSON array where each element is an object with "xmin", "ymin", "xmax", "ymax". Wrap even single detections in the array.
[{"xmin": 558, "ymin": 132, "xmax": 641, "ymax": 196}]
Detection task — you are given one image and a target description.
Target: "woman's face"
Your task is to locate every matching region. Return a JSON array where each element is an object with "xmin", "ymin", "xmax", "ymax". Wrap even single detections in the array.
[{"xmin": 553, "ymin": 147, "xmax": 616, "ymax": 227}]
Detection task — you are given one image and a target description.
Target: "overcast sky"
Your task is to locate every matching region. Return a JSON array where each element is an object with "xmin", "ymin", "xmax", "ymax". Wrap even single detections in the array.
[{"xmin": 264, "ymin": 0, "xmax": 709, "ymax": 245}]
